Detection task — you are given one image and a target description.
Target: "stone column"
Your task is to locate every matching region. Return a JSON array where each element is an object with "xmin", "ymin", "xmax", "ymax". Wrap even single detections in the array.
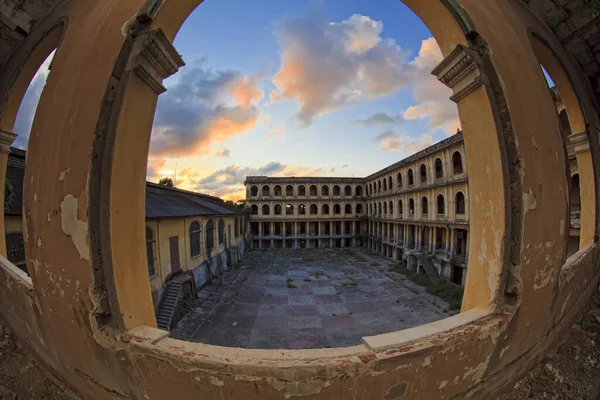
[
  {"xmin": 450, "ymin": 228, "xmax": 456, "ymax": 255},
  {"xmin": 571, "ymin": 132, "xmax": 595, "ymax": 248},
  {"xmin": 0, "ymin": 130, "xmax": 17, "ymax": 256}
]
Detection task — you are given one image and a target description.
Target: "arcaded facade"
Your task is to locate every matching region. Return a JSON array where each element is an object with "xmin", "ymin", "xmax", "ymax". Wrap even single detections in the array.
[
  {"xmin": 1, "ymin": 1, "xmax": 600, "ymax": 399},
  {"xmin": 245, "ymin": 133, "xmax": 469, "ymax": 285}
]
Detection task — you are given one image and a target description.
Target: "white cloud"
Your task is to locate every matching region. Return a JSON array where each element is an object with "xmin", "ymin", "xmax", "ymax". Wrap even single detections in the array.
[{"xmin": 374, "ymin": 131, "xmax": 433, "ymax": 153}]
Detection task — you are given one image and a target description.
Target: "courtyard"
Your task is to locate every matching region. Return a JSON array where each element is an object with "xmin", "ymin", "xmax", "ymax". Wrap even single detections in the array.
[{"xmin": 170, "ymin": 249, "xmax": 456, "ymax": 349}]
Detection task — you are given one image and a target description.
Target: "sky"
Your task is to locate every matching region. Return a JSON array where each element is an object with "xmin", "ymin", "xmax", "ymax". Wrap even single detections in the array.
[{"xmin": 15, "ymin": 0, "xmax": 464, "ymax": 201}]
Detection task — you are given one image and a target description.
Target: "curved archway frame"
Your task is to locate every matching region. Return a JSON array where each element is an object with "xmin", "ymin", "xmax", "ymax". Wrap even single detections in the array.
[{"xmin": 0, "ymin": 0, "xmax": 598, "ymax": 399}]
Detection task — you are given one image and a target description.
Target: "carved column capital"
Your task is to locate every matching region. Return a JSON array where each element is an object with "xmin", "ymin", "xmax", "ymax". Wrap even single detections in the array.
[
  {"xmin": 570, "ymin": 131, "xmax": 589, "ymax": 155},
  {"xmin": 431, "ymin": 45, "xmax": 488, "ymax": 103},
  {"xmin": 0, "ymin": 130, "xmax": 17, "ymax": 154},
  {"xmin": 128, "ymin": 29, "xmax": 186, "ymax": 94}
]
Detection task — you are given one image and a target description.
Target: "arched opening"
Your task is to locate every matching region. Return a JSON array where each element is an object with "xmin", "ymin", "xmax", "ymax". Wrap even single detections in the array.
[
  {"xmin": 262, "ymin": 204, "xmax": 270, "ymax": 215},
  {"xmin": 378, "ymin": 202, "xmax": 382, "ymax": 216},
  {"xmin": 274, "ymin": 185, "xmax": 282, "ymax": 197},
  {"xmin": 322, "ymin": 185, "xmax": 329, "ymax": 196},
  {"xmin": 285, "ymin": 185, "xmax": 294, "ymax": 196},
  {"xmin": 422, "ymin": 196, "xmax": 429, "ymax": 216},
  {"xmin": 250, "ymin": 185, "xmax": 258, "ymax": 197},
  {"xmin": 298, "ymin": 204, "xmax": 306, "ymax": 215},
  {"xmin": 333, "ymin": 185, "xmax": 341, "ymax": 196},
  {"xmin": 344, "ymin": 204, "xmax": 352, "ymax": 214},
  {"xmin": 251, "ymin": 204, "xmax": 258, "ymax": 215},
  {"xmin": 389, "ymin": 201, "xmax": 393, "ymax": 216},
  {"xmin": 274, "ymin": 204, "xmax": 282, "ymax": 215},
  {"xmin": 286, "ymin": 204, "xmax": 294, "ymax": 215},
  {"xmin": 455, "ymin": 192, "xmax": 465, "ymax": 215},
  {"xmin": 310, "ymin": 185, "xmax": 318, "ymax": 197},
  {"xmin": 388, "ymin": 176, "xmax": 392, "ymax": 189},
  {"xmin": 409, "ymin": 198, "xmax": 415, "ymax": 215},
  {"xmin": 206, "ymin": 220, "xmax": 215, "ymax": 254},
  {"xmin": 189, "ymin": 221, "xmax": 201, "ymax": 257},
  {"xmin": 356, "ymin": 204, "xmax": 363, "ymax": 214},
  {"xmin": 383, "ymin": 179, "xmax": 387, "ymax": 191},
  {"xmin": 377, "ymin": 180, "xmax": 382, "ymax": 193},
  {"xmin": 310, "ymin": 204, "xmax": 318, "ymax": 215},
  {"xmin": 369, "ymin": 183, "xmax": 373, "ymax": 195},
  {"xmin": 408, "ymin": 169, "xmax": 414, "ymax": 186},
  {"xmin": 344, "ymin": 185, "xmax": 352, "ymax": 196},
  {"xmin": 356, "ymin": 186, "xmax": 363, "ymax": 196},
  {"xmin": 437, "ymin": 194, "xmax": 445, "ymax": 215},
  {"xmin": 298, "ymin": 185, "xmax": 306, "ymax": 196},
  {"xmin": 218, "ymin": 219, "xmax": 225, "ymax": 245},
  {"xmin": 435, "ymin": 158, "xmax": 443, "ymax": 179},
  {"xmin": 322, "ymin": 204, "xmax": 330, "ymax": 214},
  {"xmin": 383, "ymin": 202, "xmax": 388, "ymax": 215},
  {"xmin": 420, "ymin": 163, "xmax": 427, "ymax": 184},
  {"xmin": 398, "ymin": 200, "xmax": 403, "ymax": 217},
  {"xmin": 262, "ymin": 185, "xmax": 270, "ymax": 197},
  {"xmin": 452, "ymin": 152, "xmax": 463, "ymax": 175},
  {"xmin": 333, "ymin": 204, "xmax": 341, "ymax": 215}
]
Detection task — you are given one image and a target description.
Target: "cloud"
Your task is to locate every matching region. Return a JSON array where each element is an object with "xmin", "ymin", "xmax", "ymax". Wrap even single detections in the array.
[
  {"xmin": 374, "ymin": 131, "xmax": 433, "ymax": 153},
  {"xmin": 150, "ymin": 62, "xmax": 264, "ymax": 158},
  {"xmin": 146, "ymin": 159, "xmax": 167, "ymax": 181},
  {"xmin": 354, "ymin": 112, "xmax": 403, "ymax": 126},
  {"xmin": 267, "ymin": 126, "xmax": 284, "ymax": 139},
  {"xmin": 215, "ymin": 148, "xmax": 231, "ymax": 157},
  {"xmin": 271, "ymin": 12, "xmax": 412, "ymax": 126},
  {"xmin": 13, "ymin": 50, "xmax": 55, "ymax": 149}
]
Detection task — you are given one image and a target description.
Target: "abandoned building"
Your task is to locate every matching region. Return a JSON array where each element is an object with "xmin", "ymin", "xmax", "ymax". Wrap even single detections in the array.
[
  {"xmin": 246, "ymin": 133, "xmax": 470, "ymax": 285},
  {"xmin": 0, "ymin": 0, "xmax": 600, "ymax": 399}
]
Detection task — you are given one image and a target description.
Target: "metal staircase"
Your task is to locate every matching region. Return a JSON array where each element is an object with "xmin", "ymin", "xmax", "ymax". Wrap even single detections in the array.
[
  {"xmin": 156, "ymin": 280, "xmax": 183, "ymax": 330},
  {"xmin": 415, "ymin": 253, "xmax": 443, "ymax": 284}
]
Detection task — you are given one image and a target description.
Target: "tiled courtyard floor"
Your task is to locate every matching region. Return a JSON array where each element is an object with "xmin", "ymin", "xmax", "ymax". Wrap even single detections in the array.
[{"xmin": 170, "ymin": 249, "xmax": 454, "ymax": 349}]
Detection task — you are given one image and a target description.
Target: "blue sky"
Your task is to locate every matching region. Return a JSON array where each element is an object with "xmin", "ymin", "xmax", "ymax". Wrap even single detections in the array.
[{"xmin": 15, "ymin": 1, "xmax": 463, "ymax": 201}]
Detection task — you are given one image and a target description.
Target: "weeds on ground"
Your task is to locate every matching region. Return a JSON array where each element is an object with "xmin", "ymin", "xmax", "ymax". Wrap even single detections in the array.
[
  {"xmin": 286, "ymin": 278, "xmax": 297, "ymax": 288},
  {"xmin": 338, "ymin": 278, "xmax": 358, "ymax": 287},
  {"xmin": 389, "ymin": 262, "xmax": 464, "ymax": 310},
  {"xmin": 314, "ymin": 271, "xmax": 330, "ymax": 279},
  {"xmin": 304, "ymin": 278, "xmax": 312, "ymax": 282}
]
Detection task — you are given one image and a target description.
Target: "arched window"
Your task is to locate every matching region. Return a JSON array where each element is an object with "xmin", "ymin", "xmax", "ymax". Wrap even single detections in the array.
[
  {"xmin": 262, "ymin": 185, "xmax": 270, "ymax": 196},
  {"xmin": 378, "ymin": 180, "xmax": 382, "ymax": 193},
  {"xmin": 344, "ymin": 185, "xmax": 352, "ymax": 196},
  {"xmin": 369, "ymin": 183, "xmax": 373, "ymax": 195},
  {"xmin": 369, "ymin": 204, "xmax": 372, "ymax": 215},
  {"xmin": 383, "ymin": 202, "xmax": 387, "ymax": 214},
  {"xmin": 356, "ymin": 204, "xmax": 364, "ymax": 214},
  {"xmin": 356, "ymin": 186, "xmax": 363, "ymax": 196},
  {"xmin": 298, "ymin": 185, "xmax": 306, "ymax": 196},
  {"xmin": 333, "ymin": 185, "xmax": 341, "ymax": 196},
  {"xmin": 456, "ymin": 192, "xmax": 466, "ymax": 215},
  {"xmin": 437, "ymin": 194, "xmax": 445, "ymax": 215},
  {"xmin": 146, "ymin": 227, "xmax": 156, "ymax": 276},
  {"xmin": 408, "ymin": 169, "xmax": 414, "ymax": 186},
  {"xmin": 345, "ymin": 204, "xmax": 352, "ymax": 214},
  {"xmin": 389, "ymin": 201, "xmax": 393, "ymax": 216},
  {"xmin": 218, "ymin": 219, "xmax": 225, "ymax": 245},
  {"xmin": 286, "ymin": 204, "xmax": 294, "ymax": 215},
  {"xmin": 388, "ymin": 176, "xmax": 392, "ymax": 190},
  {"xmin": 383, "ymin": 179, "xmax": 387, "ymax": 191},
  {"xmin": 420, "ymin": 164, "xmax": 427, "ymax": 184},
  {"xmin": 274, "ymin": 185, "xmax": 282, "ymax": 196},
  {"xmin": 422, "ymin": 196, "xmax": 429, "ymax": 215},
  {"xmin": 286, "ymin": 185, "xmax": 294, "ymax": 196},
  {"xmin": 334, "ymin": 204, "xmax": 341, "ymax": 214},
  {"xmin": 409, "ymin": 198, "xmax": 415, "ymax": 215},
  {"xmin": 398, "ymin": 200, "xmax": 403, "ymax": 216},
  {"xmin": 435, "ymin": 158, "xmax": 443, "ymax": 179},
  {"xmin": 310, "ymin": 185, "xmax": 318, "ymax": 196},
  {"xmin": 322, "ymin": 185, "xmax": 329, "ymax": 196},
  {"xmin": 299, "ymin": 204, "xmax": 306, "ymax": 215},
  {"xmin": 378, "ymin": 202, "xmax": 382, "ymax": 215},
  {"xmin": 452, "ymin": 152, "xmax": 463, "ymax": 175},
  {"xmin": 274, "ymin": 204, "xmax": 282, "ymax": 215},
  {"xmin": 322, "ymin": 204, "xmax": 330, "ymax": 214},
  {"xmin": 234, "ymin": 218, "xmax": 239, "ymax": 237},
  {"xmin": 251, "ymin": 204, "xmax": 258, "ymax": 215},
  {"xmin": 397, "ymin": 172, "xmax": 403, "ymax": 187},
  {"xmin": 189, "ymin": 221, "xmax": 201, "ymax": 258},
  {"xmin": 250, "ymin": 185, "xmax": 258, "ymax": 197},
  {"xmin": 262, "ymin": 204, "xmax": 270, "ymax": 215},
  {"xmin": 310, "ymin": 204, "xmax": 318, "ymax": 214},
  {"xmin": 206, "ymin": 220, "xmax": 215, "ymax": 253}
]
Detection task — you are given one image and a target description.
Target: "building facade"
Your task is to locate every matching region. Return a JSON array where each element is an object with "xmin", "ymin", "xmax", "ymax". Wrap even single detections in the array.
[{"xmin": 245, "ymin": 132, "xmax": 469, "ymax": 285}]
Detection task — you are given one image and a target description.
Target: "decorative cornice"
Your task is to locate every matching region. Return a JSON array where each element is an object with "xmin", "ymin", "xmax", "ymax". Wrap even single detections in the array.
[
  {"xmin": 129, "ymin": 29, "xmax": 185, "ymax": 94},
  {"xmin": 0, "ymin": 130, "xmax": 17, "ymax": 154},
  {"xmin": 570, "ymin": 131, "xmax": 589, "ymax": 154},
  {"xmin": 431, "ymin": 45, "xmax": 487, "ymax": 103}
]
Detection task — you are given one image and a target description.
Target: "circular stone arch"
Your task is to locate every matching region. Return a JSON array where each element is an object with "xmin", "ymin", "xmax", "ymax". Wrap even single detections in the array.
[{"xmin": 15, "ymin": 0, "xmax": 600, "ymax": 399}]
